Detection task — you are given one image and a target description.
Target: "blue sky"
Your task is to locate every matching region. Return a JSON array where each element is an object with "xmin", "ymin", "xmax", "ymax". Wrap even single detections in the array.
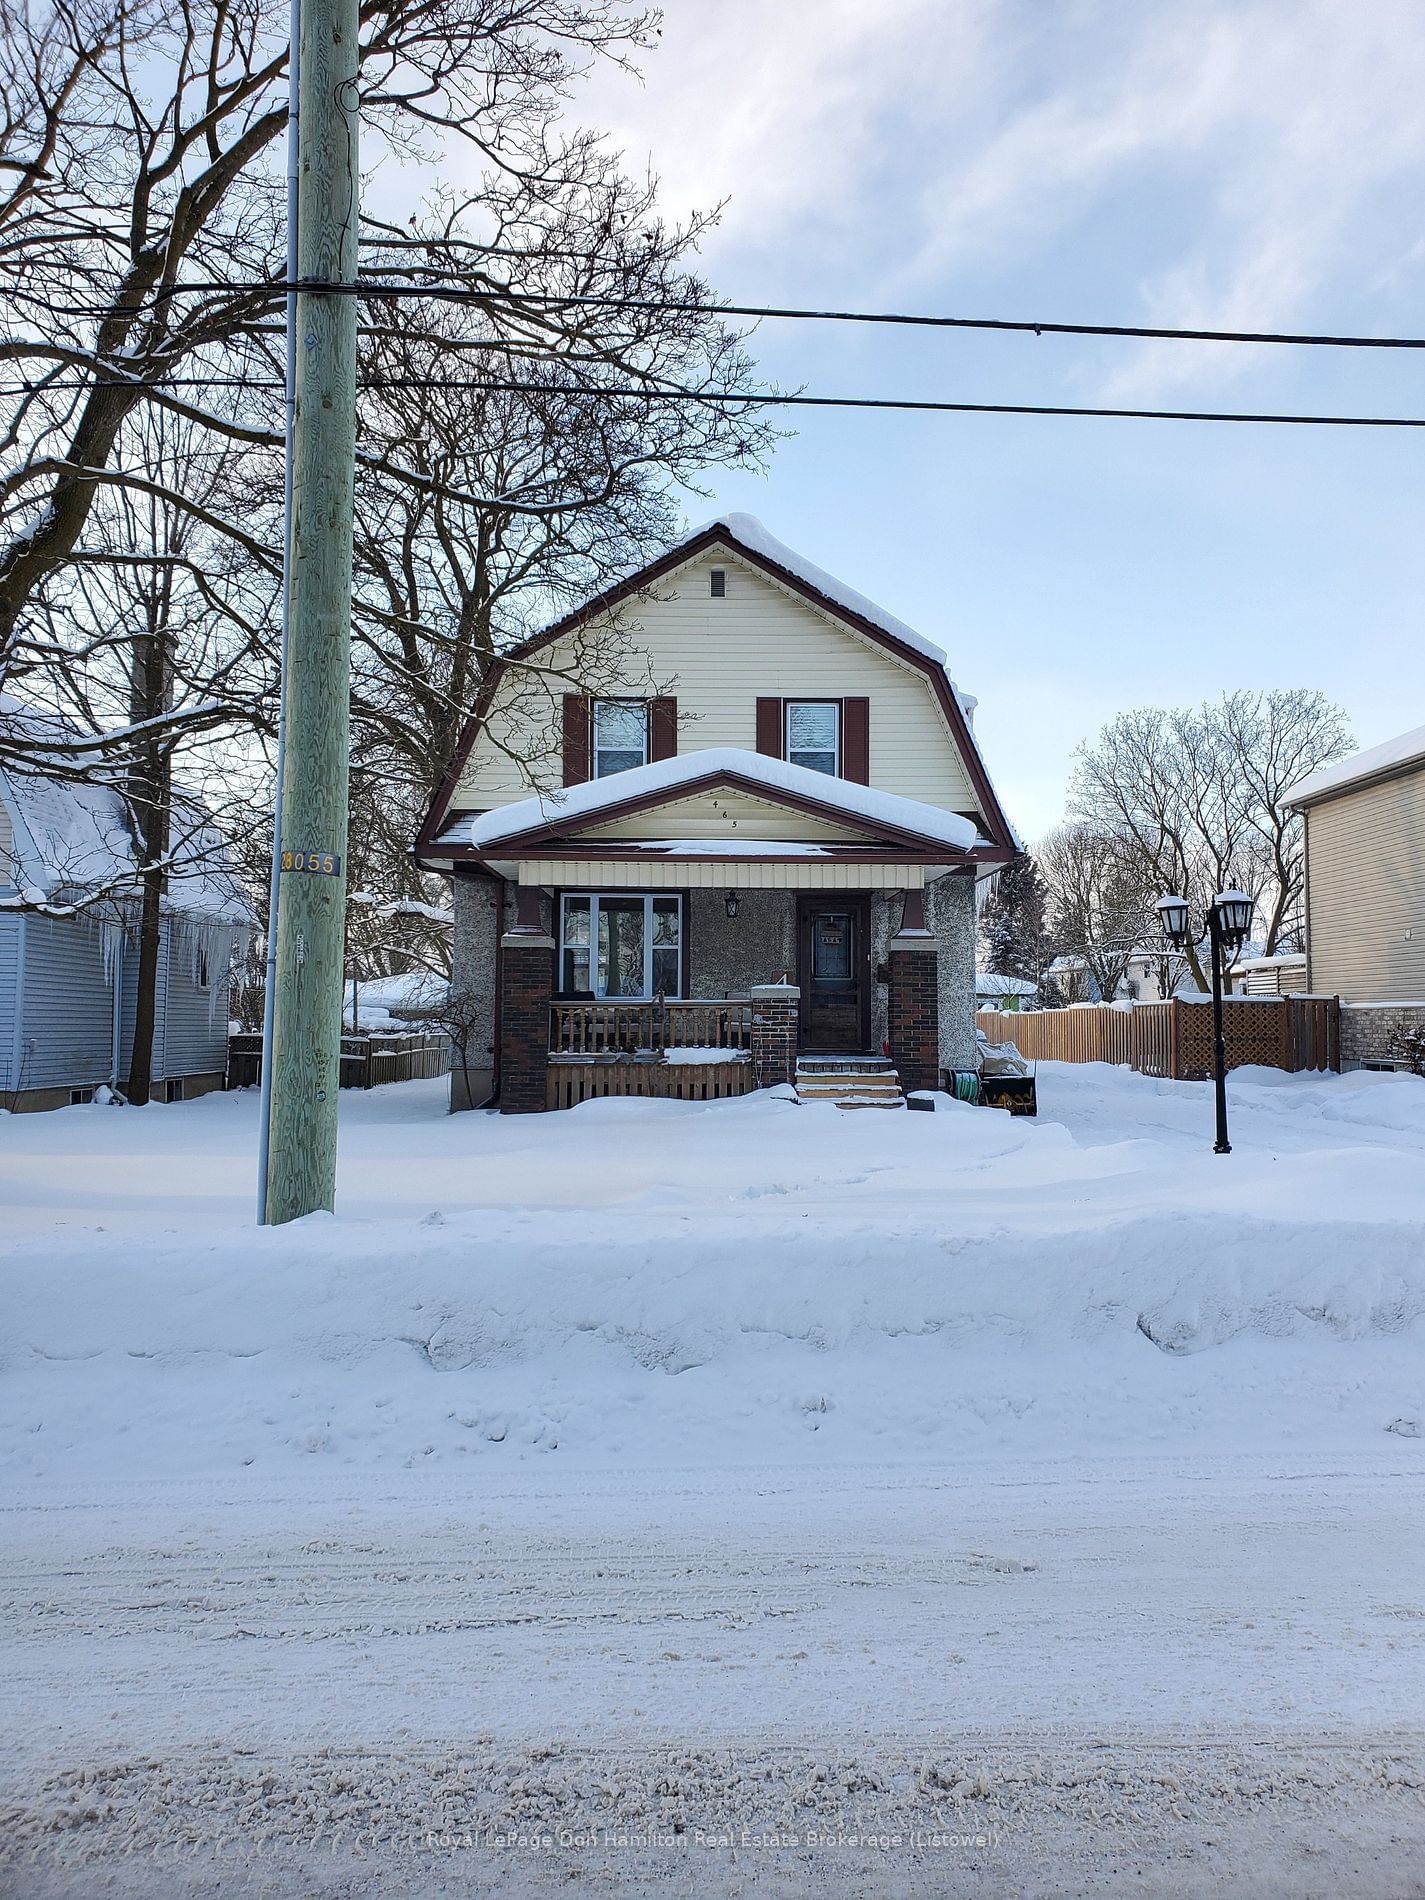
[{"xmin": 565, "ymin": 0, "xmax": 1425, "ymax": 840}]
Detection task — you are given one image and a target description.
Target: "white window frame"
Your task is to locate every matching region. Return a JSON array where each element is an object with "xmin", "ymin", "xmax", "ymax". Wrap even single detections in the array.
[
  {"xmin": 785, "ymin": 699, "xmax": 840, "ymax": 776},
  {"xmin": 592, "ymin": 699, "xmax": 649, "ymax": 779},
  {"xmin": 558, "ymin": 893, "xmax": 683, "ymax": 1000}
]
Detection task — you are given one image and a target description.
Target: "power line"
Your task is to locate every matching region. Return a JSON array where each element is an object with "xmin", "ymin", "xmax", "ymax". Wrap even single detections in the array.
[
  {"xmin": 3, "ymin": 372, "xmax": 1424, "ymax": 428},
  {"xmin": 13, "ymin": 277, "xmax": 1425, "ymax": 352}
]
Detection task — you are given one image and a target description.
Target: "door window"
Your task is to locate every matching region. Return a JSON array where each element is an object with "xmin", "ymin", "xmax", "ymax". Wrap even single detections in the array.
[{"xmin": 813, "ymin": 912, "xmax": 853, "ymax": 981}]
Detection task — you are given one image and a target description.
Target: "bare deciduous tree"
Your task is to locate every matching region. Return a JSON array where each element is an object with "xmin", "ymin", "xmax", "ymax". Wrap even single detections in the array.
[
  {"xmin": 1069, "ymin": 690, "xmax": 1352, "ymax": 987},
  {"xmin": 1037, "ymin": 822, "xmax": 1160, "ymax": 1004}
]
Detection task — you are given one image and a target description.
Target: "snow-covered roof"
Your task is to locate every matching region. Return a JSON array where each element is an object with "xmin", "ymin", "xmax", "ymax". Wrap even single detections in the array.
[
  {"xmin": 975, "ymin": 971, "xmax": 1038, "ymax": 996},
  {"xmin": 438, "ymin": 746, "xmax": 979, "ymax": 855},
  {"xmin": 0, "ymin": 697, "xmax": 255, "ymax": 924},
  {"xmin": 1285, "ymin": 724, "xmax": 1425, "ymax": 806}
]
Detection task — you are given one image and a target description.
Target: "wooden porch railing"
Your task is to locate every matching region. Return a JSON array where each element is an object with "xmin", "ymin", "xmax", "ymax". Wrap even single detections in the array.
[{"xmin": 550, "ymin": 999, "xmax": 754, "ymax": 1056}]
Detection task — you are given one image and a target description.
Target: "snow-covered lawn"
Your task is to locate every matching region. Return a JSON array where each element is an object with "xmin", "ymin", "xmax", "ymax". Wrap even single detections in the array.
[{"xmin": 3, "ymin": 1065, "xmax": 1424, "ymax": 1894}]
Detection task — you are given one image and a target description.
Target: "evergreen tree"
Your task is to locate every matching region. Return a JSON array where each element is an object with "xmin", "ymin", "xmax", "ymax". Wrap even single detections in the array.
[{"xmin": 979, "ymin": 852, "xmax": 1051, "ymax": 985}]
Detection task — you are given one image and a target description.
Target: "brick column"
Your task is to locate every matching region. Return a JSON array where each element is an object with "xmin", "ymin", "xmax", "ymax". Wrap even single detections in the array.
[
  {"xmin": 888, "ymin": 890, "xmax": 939, "ymax": 1094},
  {"xmin": 750, "ymin": 982, "xmax": 800, "ymax": 1090},
  {"xmin": 499, "ymin": 885, "xmax": 554, "ymax": 1113}
]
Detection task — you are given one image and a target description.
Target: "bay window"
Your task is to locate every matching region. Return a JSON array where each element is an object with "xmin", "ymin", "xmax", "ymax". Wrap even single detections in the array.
[{"xmin": 559, "ymin": 894, "xmax": 682, "ymax": 998}]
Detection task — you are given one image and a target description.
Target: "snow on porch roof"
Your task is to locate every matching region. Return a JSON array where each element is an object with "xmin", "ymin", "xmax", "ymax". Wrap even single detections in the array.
[{"xmin": 437, "ymin": 747, "xmax": 979, "ymax": 854}]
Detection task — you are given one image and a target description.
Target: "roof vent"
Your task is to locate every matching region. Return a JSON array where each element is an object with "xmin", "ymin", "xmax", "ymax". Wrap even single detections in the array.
[{"xmin": 709, "ymin": 568, "xmax": 726, "ymax": 598}]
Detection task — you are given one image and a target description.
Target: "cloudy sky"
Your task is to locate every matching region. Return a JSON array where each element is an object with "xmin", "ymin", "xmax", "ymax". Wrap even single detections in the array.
[{"xmin": 570, "ymin": 0, "xmax": 1424, "ymax": 839}]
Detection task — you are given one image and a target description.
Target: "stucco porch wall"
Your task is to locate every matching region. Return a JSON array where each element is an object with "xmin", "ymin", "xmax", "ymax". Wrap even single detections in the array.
[
  {"xmin": 688, "ymin": 889, "xmax": 796, "ymax": 997},
  {"xmin": 927, "ymin": 872, "xmax": 978, "ymax": 1074}
]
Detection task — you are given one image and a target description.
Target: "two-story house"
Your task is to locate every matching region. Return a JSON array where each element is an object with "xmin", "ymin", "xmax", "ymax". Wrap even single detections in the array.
[{"xmin": 415, "ymin": 516, "xmax": 1017, "ymax": 1111}]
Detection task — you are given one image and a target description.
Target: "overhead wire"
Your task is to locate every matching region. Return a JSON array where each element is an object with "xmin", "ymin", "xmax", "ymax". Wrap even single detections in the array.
[
  {"xmin": 13, "ymin": 277, "xmax": 1425, "ymax": 351},
  {"xmin": 1, "ymin": 372, "xmax": 1422, "ymax": 428}
]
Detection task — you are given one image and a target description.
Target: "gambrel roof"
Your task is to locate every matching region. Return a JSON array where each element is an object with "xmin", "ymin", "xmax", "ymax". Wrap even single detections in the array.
[{"xmin": 417, "ymin": 516, "xmax": 1017, "ymax": 863}]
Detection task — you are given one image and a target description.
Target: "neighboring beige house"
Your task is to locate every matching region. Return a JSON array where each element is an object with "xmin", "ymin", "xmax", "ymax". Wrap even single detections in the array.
[
  {"xmin": 416, "ymin": 515, "xmax": 1018, "ymax": 1111},
  {"xmin": 1286, "ymin": 723, "xmax": 1425, "ymax": 1067}
]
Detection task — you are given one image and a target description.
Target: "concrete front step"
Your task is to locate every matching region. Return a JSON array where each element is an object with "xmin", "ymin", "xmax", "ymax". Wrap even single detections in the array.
[
  {"xmin": 795, "ymin": 1064, "xmax": 905, "ymax": 1110},
  {"xmin": 796, "ymin": 1056, "xmax": 894, "ymax": 1073}
]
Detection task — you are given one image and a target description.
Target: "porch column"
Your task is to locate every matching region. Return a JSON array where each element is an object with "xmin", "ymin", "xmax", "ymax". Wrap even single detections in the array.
[
  {"xmin": 888, "ymin": 890, "xmax": 939, "ymax": 1093},
  {"xmin": 750, "ymin": 982, "xmax": 800, "ymax": 1090},
  {"xmin": 499, "ymin": 883, "xmax": 554, "ymax": 1114}
]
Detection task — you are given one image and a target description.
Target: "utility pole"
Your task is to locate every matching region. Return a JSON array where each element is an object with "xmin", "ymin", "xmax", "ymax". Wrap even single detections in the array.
[{"xmin": 261, "ymin": 0, "xmax": 359, "ymax": 1224}]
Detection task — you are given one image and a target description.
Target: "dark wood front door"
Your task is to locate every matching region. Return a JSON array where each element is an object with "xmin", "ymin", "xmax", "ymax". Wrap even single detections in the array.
[{"xmin": 797, "ymin": 896, "xmax": 870, "ymax": 1052}]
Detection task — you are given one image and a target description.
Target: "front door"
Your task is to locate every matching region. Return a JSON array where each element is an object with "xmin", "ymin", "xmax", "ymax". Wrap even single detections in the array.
[{"xmin": 797, "ymin": 898, "xmax": 869, "ymax": 1052}]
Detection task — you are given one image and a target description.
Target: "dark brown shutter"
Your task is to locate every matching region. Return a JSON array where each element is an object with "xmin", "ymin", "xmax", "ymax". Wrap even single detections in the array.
[
  {"xmin": 842, "ymin": 697, "xmax": 870, "ymax": 783},
  {"xmin": 562, "ymin": 694, "xmax": 590, "ymax": 786},
  {"xmin": 755, "ymin": 696, "xmax": 783, "ymax": 758},
  {"xmin": 649, "ymin": 696, "xmax": 678, "ymax": 762}
]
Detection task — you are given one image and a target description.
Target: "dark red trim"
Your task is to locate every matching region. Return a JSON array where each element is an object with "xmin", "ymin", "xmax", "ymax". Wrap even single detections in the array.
[
  {"xmin": 649, "ymin": 696, "xmax": 678, "ymax": 762},
  {"xmin": 562, "ymin": 694, "xmax": 590, "ymax": 787},
  {"xmin": 415, "ymin": 521, "xmax": 1017, "ymax": 854},
  {"xmin": 842, "ymin": 696, "xmax": 869, "ymax": 784},
  {"xmin": 897, "ymin": 888, "xmax": 929, "ymax": 933},
  {"xmin": 444, "ymin": 764, "xmax": 974, "ymax": 858}
]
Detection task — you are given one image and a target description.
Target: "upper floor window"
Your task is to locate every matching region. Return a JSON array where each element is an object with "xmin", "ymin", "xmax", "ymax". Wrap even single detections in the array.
[
  {"xmin": 786, "ymin": 700, "xmax": 840, "ymax": 776},
  {"xmin": 593, "ymin": 699, "xmax": 648, "ymax": 778}
]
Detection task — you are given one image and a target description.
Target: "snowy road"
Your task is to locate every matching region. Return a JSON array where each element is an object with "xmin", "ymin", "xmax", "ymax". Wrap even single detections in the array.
[
  {"xmin": 3, "ymin": 1458, "xmax": 1424, "ymax": 1895},
  {"xmin": 4, "ymin": 1065, "xmax": 1425, "ymax": 1891}
]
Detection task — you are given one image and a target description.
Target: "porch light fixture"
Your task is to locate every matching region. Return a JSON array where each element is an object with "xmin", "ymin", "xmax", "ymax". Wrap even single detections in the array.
[
  {"xmin": 1155, "ymin": 888, "xmax": 1257, "ymax": 1155},
  {"xmin": 724, "ymin": 889, "xmax": 740, "ymax": 920}
]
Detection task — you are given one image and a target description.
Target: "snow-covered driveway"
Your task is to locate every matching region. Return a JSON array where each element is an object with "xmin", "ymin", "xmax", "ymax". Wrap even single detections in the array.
[{"xmin": 2, "ymin": 1065, "xmax": 1424, "ymax": 1893}]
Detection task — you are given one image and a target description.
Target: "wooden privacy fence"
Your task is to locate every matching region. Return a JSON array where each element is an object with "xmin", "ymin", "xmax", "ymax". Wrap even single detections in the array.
[
  {"xmin": 227, "ymin": 1031, "xmax": 451, "ymax": 1090},
  {"xmin": 977, "ymin": 996, "xmax": 1339, "ymax": 1079}
]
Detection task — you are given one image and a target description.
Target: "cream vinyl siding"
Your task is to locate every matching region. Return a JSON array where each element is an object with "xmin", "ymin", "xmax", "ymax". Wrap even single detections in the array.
[
  {"xmin": 583, "ymin": 787, "xmax": 876, "ymax": 844},
  {"xmin": 1305, "ymin": 769, "xmax": 1425, "ymax": 1001},
  {"xmin": 516, "ymin": 858, "xmax": 927, "ymax": 891},
  {"xmin": 457, "ymin": 547, "xmax": 978, "ymax": 820}
]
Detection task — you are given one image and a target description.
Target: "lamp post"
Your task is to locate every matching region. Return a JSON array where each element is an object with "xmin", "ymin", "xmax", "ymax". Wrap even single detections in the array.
[{"xmin": 1155, "ymin": 889, "xmax": 1254, "ymax": 1154}]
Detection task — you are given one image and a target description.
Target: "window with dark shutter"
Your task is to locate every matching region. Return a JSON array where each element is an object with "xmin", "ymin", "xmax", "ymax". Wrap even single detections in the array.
[
  {"xmin": 785, "ymin": 701, "xmax": 840, "ymax": 775},
  {"xmin": 592, "ymin": 700, "xmax": 648, "ymax": 778}
]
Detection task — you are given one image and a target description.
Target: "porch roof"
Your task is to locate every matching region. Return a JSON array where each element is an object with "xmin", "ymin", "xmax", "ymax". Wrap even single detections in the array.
[{"xmin": 433, "ymin": 747, "xmax": 980, "ymax": 862}]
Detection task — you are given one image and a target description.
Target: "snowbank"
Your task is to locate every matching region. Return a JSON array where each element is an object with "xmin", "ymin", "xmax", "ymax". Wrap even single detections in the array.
[{"xmin": 4, "ymin": 1065, "xmax": 1425, "ymax": 1479}]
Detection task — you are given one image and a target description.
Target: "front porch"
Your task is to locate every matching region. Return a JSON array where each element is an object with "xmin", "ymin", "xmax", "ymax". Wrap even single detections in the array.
[
  {"xmin": 434, "ymin": 747, "xmax": 988, "ymax": 1113},
  {"xmin": 494, "ymin": 878, "xmax": 955, "ymax": 1112}
]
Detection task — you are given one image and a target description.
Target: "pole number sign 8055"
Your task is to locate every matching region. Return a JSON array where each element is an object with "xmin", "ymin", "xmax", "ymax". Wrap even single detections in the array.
[{"xmin": 280, "ymin": 849, "xmax": 342, "ymax": 876}]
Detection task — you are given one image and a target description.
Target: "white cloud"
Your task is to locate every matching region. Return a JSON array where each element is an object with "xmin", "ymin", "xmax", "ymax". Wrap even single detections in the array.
[{"xmin": 573, "ymin": 0, "xmax": 1425, "ymax": 396}]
